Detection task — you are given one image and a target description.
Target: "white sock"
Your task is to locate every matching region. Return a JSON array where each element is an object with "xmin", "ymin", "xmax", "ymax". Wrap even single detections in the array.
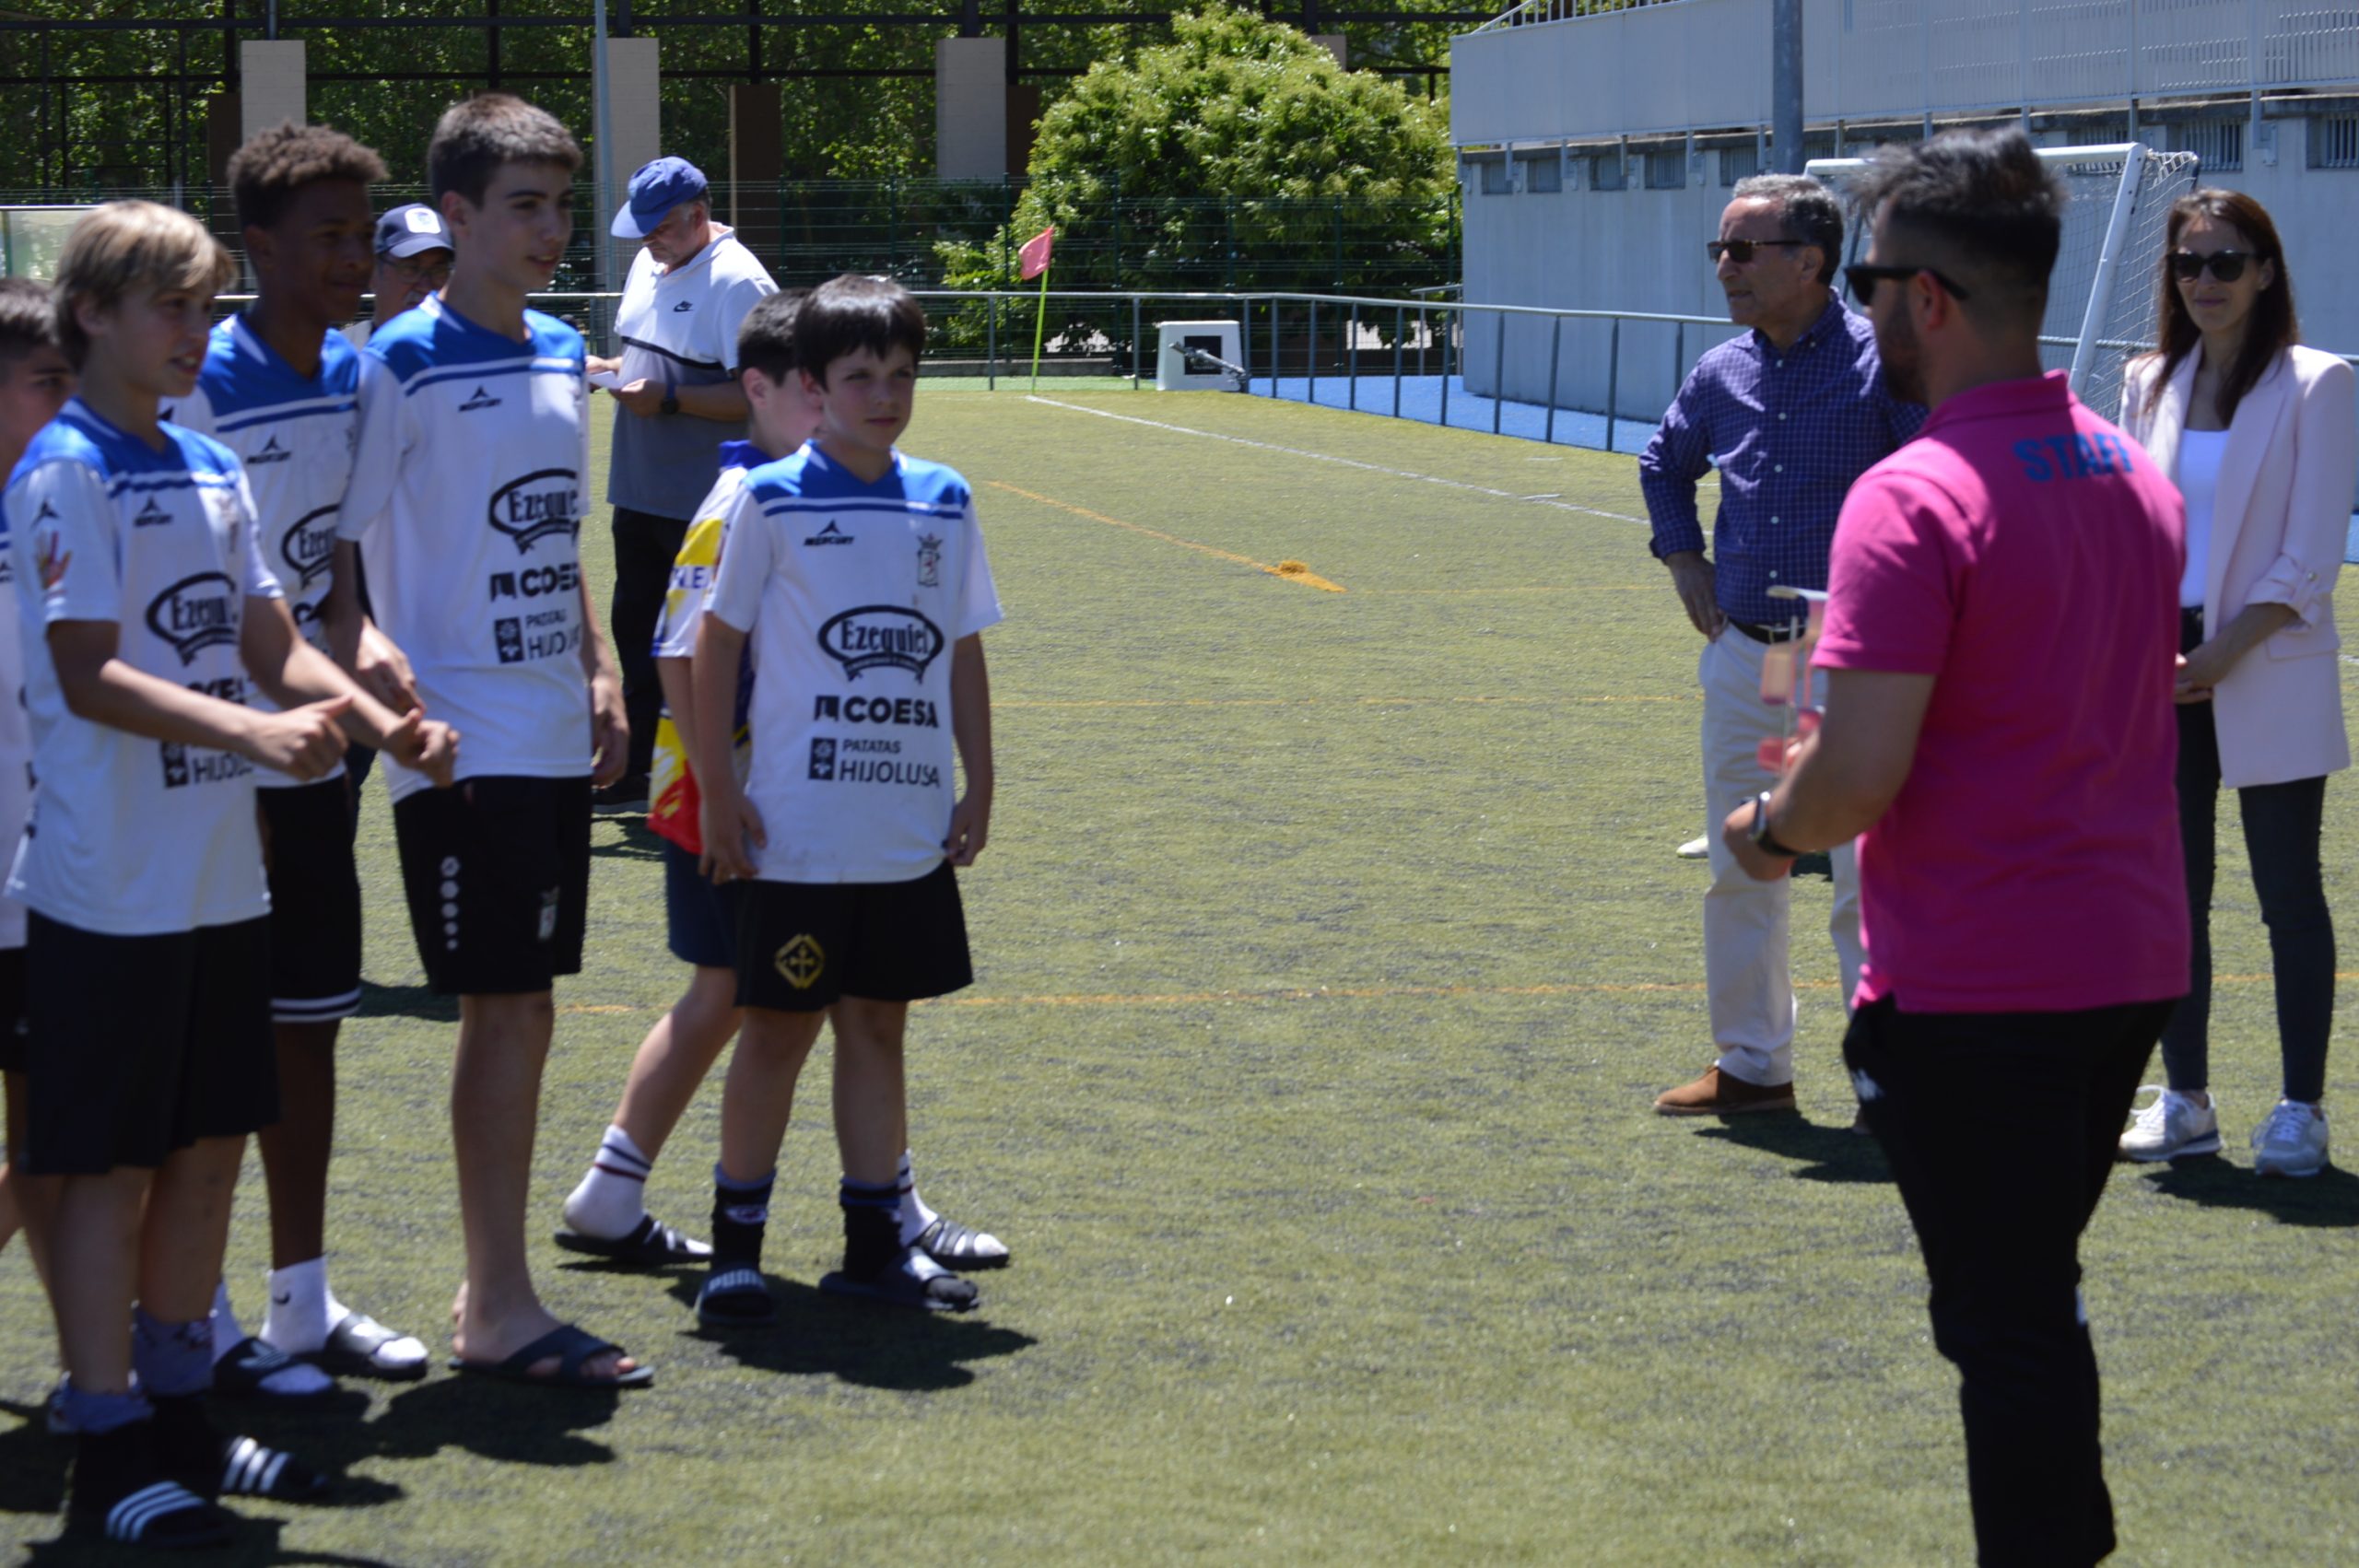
[
  {"xmin": 210, "ymin": 1279, "xmax": 332, "ymax": 1396},
  {"xmin": 564, "ymin": 1125, "xmax": 652, "ymax": 1239},
  {"xmin": 897, "ymin": 1150, "xmax": 937, "ymax": 1246},
  {"xmin": 261, "ymin": 1258, "xmax": 332, "ymax": 1354},
  {"xmin": 208, "ymin": 1280, "xmax": 244, "ymax": 1358}
]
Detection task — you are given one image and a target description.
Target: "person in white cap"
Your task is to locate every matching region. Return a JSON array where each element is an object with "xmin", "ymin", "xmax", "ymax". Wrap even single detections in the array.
[{"xmin": 585, "ymin": 157, "xmax": 777, "ymax": 810}]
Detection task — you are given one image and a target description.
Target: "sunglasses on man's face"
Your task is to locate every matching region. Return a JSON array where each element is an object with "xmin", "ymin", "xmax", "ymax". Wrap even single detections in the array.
[
  {"xmin": 1707, "ymin": 238, "xmax": 1807, "ymax": 264},
  {"xmin": 2170, "ymin": 250, "xmax": 2251, "ymax": 283},
  {"xmin": 1845, "ymin": 263, "xmax": 1974, "ymax": 307}
]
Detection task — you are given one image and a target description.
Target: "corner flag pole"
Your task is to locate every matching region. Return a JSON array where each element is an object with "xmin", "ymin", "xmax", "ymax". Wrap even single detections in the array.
[{"xmin": 1018, "ymin": 225, "xmax": 1056, "ymax": 392}]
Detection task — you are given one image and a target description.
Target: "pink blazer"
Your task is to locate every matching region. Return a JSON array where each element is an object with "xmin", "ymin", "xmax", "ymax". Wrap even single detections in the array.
[{"xmin": 2120, "ymin": 345, "xmax": 2357, "ymax": 789}]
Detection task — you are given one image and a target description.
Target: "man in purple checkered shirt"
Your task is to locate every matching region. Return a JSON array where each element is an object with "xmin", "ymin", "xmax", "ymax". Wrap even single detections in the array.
[{"xmin": 1640, "ymin": 173, "xmax": 1925, "ymax": 1117}]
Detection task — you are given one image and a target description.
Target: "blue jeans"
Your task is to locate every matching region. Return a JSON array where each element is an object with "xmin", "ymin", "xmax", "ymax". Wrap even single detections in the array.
[{"xmin": 2160, "ymin": 671, "xmax": 2336, "ymax": 1104}]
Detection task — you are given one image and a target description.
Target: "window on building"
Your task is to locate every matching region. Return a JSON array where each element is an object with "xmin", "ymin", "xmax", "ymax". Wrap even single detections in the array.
[
  {"xmin": 1478, "ymin": 158, "xmax": 1512, "ymax": 196},
  {"xmin": 1720, "ymin": 144, "xmax": 1761, "ymax": 187},
  {"xmin": 1520, "ymin": 154, "xmax": 1563, "ymax": 193},
  {"xmin": 1589, "ymin": 152, "xmax": 1626, "ymax": 192},
  {"xmin": 2311, "ymin": 115, "xmax": 2359, "ymax": 170},
  {"xmin": 1644, "ymin": 148, "xmax": 1687, "ymax": 190},
  {"xmin": 2166, "ymin": 119, "xmax": 2243, "ymax": 173}
]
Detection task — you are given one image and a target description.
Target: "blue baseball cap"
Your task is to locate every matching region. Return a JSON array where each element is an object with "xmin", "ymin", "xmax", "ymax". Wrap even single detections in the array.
[
  {"xmin": 612, "ymin": 157, "xmax": 709, "ymax": 239},
  {"xmin": 374, "ymin": 203, "xmax": 452, "ymax": 260}
]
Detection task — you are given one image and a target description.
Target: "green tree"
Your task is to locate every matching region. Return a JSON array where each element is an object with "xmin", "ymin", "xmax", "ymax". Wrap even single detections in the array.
[{"xmin": 937, "ymin": 2, "xmax": 1457, "ymax": 353}]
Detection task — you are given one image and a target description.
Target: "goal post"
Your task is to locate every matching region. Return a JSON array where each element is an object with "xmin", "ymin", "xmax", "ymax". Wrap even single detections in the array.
[{"xmin": 1803, "ymin": 143, "xmax": 2201, "ymax": 420}]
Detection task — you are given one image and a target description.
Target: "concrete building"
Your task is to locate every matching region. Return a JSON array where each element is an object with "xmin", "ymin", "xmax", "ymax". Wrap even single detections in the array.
[{"xmin": 1449, "ymin": 0, "xmax": 2359, "ymax": 421}]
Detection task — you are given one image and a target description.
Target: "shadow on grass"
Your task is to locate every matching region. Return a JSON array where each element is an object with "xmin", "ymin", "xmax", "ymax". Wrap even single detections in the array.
[
  {"xmin": 355, "ymin": 979, "xmax": 459, "ymax": 1024},
  {"xmin": 2135, "ymin": 1153, "xmax": 2359, "ymax": 1227},
  {"xmin": 665, "ymin": 1275, "xmax": 1036, "ymax": 1391},
  {"xmin": 21, "ymin": 1515, "xmax": 403, "ymax": 1567},
  {"xmin": 1695, "ymin": 1115, "xmax": 1892, "ymax": 1184},
  {"xmin": 590, "ymin": 816, "xmax": 663, "ymax": 862}
]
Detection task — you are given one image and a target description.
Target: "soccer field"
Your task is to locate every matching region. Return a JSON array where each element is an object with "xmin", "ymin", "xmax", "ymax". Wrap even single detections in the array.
[{"xmin": 3, "ymin": 386, "xmax": 2354, "ymax": 1565}]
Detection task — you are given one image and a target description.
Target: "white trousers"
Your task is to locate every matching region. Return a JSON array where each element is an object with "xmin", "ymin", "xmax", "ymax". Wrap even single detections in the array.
[{"xmin": 1697, "ymin": 627, "xmax": 1863, "ymax": 1086}]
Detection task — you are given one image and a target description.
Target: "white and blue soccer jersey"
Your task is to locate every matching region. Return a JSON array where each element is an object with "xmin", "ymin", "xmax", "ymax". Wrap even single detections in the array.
[
  {"xmin": 170, "ymin": 315, "xmax": 359, "ymax": 789},
  {"xmin": 338, "ymin": 295, "xmax": 593, "ymax": 802},
  {"xmin": 1, "ymin": 400, "xmax": 283, "ymax": 936},
  {"xmin": 703, "ymin": 446, "xmax": 1003, "ymax": 884}
]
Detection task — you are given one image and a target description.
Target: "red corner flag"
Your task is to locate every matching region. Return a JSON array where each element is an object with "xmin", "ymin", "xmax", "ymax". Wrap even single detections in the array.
[{"xmin": 1017, "ymin": 225, "xmax": 1056, "ymax": 280}]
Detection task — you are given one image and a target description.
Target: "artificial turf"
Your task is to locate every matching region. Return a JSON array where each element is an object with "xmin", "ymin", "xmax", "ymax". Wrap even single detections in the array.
[{"xmin": 1, "ymin": 385, "xmax": 2353, "ymax": 1565}]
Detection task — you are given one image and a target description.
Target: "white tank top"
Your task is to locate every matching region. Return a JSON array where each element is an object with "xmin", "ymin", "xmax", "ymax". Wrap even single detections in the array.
[{"xmin": 2176, "ymin": 427, "xmax": 2230, "ymax": 610}]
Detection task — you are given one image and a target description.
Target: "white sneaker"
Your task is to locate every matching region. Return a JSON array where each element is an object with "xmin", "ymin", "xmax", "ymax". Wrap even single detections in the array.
[
  {"xmin": 2119, "ymin": 1085, "xmax": 2221, "ymax": 1162},
  {"xmin": 1677, "ymin": 836, "xmax": 1710, "ymax": 860},
  {"xmin": 2250, "ymin": 1099, "xmax": 2329, "ymax": 1178}
]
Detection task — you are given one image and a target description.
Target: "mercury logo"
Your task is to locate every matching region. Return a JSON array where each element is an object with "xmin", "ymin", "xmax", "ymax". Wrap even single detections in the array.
[
  {"xmin": 280, "ymin": 505, "xmax": 338, "ymax": 588},
  {"xmin": 249, "ymin": 434, "xmax": 291, "ymax": 465},
  {"xmin": 458, "ymin": 385, "xmax": 504, "ymax": 413},
  {"xmin": 487, "ymin": 468, "xmax": 581, "ymax": 553},
  {"xmin": 133, "ymin": 496, "xmax": 172, "ymax": 529},
  {"xmin": 816, "ymin": 605, "xmax": 944, "ymax": 681},
  {"xmin": 145, "ymin": 571, "xmax": 240, "ymax": 666}
]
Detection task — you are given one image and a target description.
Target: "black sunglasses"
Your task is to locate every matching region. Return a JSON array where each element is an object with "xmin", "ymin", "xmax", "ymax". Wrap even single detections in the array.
[
  {"xmin": 1845, "ymin": 263, "xmax": 1974, "ymax": 306},
  {"xmin": 1707, "ymin": 238, "xmax": 1808, "ymax": 264},
  {"xmin": 2169, "ymin": 250, "xmax": 2251, "ymax": 283}
]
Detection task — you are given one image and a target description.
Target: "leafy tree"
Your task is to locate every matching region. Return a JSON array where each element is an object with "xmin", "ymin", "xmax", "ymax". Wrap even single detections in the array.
[{"xmin": 937, "ymin": 3, "xmax": 1457, "ymax": 346}]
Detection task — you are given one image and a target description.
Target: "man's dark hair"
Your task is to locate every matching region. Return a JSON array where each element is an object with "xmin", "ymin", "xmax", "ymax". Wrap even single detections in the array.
[
  {"xmin": 0, "ymin": 277, "xmax": 57, "ymax": 371},
  {"xmin": 1852, "ymin": 128, "xmax": 2063, "ymax": 328},
  {"xmin": 428, "ymin": 93, "xmax": 581, "ymax": 207},
  {"xmin": 795, "ymin": 275, "xmax": 926, "ymax": 382},
  {"xmin": 736, "ymin": 288, "xmax": 810, "ymax": 383},
  {"xmin": 1731, "ymin": 172, "xmax": 1844, "ymax": 286},
  {"xmin": 229, "ymin": 122, "xmax": 388, "ymax": 233}
]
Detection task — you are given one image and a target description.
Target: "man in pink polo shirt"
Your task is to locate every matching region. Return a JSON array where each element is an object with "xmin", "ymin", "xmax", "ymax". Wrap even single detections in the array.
[{"xmin": 1720, "ymin": 130, "xmax": 2186, "ymax": 1565}]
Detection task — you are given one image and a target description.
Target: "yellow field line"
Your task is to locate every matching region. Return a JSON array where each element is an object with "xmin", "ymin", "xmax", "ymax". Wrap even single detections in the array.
[
  {"xmin": 558, "ymin": 970, "xmax": 2316, "ymax": 1016},
  {"xmin": 984, "ymin": 479, "xmax": 1346, "ymax": 592}
]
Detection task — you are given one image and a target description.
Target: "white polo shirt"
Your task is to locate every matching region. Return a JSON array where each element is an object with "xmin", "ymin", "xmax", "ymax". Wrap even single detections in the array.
[{"xmin": 607, "ymin": 228, "xmax": 777, "ymax": 520}]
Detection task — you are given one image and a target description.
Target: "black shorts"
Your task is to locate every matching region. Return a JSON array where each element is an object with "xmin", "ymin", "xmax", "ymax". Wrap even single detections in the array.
[
  {"xmin": 664, "ymin": 838, "xmax": 745, "ymax": 969},
  {"xmin": 0, "ymin": 945, "xmax": 26, "ymax": 1074},
  {"xmin": 23, "ymin": 913, "xmax": 276, "ymax": 1176},
  {"xmin": 734, "ymin": 862, "xmax": 972, "ymax": 1012},
  {"xmin": 393, "ymin": 776, "xmax": 592, "ymax": 996},
  {"xmin": 259, "ymin": 779, "xmax": 363, "ymax": 1024}
]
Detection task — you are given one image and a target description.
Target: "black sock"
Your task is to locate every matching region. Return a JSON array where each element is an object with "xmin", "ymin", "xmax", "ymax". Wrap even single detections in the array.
[
  {"xmin": 839, "ymin": 1178, "xmax": 902, "ymax": 1277},
  {"xmin": 710, "ymin": 1165, "xmax": 775, "ymax": 1270}
]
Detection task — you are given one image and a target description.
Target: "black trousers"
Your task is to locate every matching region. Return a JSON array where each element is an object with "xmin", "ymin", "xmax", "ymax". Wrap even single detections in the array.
[
  {"xmin": 1845, "ymin": 992, "xmax": 2175, "ymax": 1568},
  {"xmin": 609, "ymin": 505, "xmax": 690, "ymax": 784},
  {"xmin": 2161, "ymin": 655, "xmax": 2335, "ymax": 1102}
]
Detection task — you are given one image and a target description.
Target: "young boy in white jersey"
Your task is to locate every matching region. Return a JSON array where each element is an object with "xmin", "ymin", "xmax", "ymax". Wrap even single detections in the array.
[
  {"xmin": 0, "ymin": 278, "xmax": 72, "ymax": 1290},
  {"xmin": 328, "ymin": 93, "xmax": 646, "ymax": 1389},
  {"xmin": 170, "ymin": 123, "xmax": 433, "ymax": 1395},
  {"xmin": 557, "ymin": 291, "xmax": 1007, "ymax": 1309},
  {"xmin": 695, "ymin": 275, "xmax": 1001, "ymax": 1320},
  {"xmin": 4, "ymin": 202, "xmax": 454, "ymax": 1548}
]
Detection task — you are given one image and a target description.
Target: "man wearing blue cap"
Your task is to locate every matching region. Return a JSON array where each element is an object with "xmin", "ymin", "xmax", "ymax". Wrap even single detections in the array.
[
  {"xmin": 586, "ymin": 156, "xmax": 778, "ymax": 809},
  {"xmin": 343, "ymin": 203, "xmax": 453, "ymax": 351}
]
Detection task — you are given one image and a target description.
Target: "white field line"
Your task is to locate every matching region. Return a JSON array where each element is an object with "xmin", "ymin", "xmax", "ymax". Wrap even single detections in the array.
[{"xmin": 1024, "ymin": 396, "xmax": 1647, "ymax": 527}]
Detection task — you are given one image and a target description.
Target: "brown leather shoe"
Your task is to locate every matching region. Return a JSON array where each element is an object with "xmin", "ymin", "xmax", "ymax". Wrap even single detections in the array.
[{"xmin": 1653, "ymin": 1066, "xmax": 1797, "ymax": 1117}]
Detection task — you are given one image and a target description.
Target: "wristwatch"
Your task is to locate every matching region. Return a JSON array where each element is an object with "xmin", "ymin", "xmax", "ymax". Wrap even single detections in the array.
[
  {"xmin": 1748, "ymin": 791, "xmax": 1800, "ymax": 858},
  {"xmin": 659, "ymin": 386, "xmax": 680, "ymax": 416}
]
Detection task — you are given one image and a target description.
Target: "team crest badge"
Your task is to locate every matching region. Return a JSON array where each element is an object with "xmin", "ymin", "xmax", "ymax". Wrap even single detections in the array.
[
  {"xmin": 34, "ymin": 531, "xmax": 70, "ymax": 591},
  {"xmin": 775, "ymin": 934, "xmax": 824, "ymax": 989},
  {"xmin": 915, "ymin": 533, "xmax": 942, "ymax": 589}
]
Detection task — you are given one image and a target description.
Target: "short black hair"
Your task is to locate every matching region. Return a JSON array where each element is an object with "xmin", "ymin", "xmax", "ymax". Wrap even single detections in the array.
[
  {"xmin": 428, "ymin": 93, "xmax": 581, "ymax": 207},
  {"xmin": 1731, "ymin": 173, "xmax": 1845, "ymax": 286},
  {"xmin": 229, "ymin": 122, "xmax": 388, "ymax": 233},
  {"xmin": 1851, "ymin": 128, "xmax": 2064, "ymax": 328},
  {"xmin": 0, "ymin": 277, "xmax": 58, "ymax": 371},
  {"xmin": 736, "ymin": 288, "xmax": 809, "ymax": 383},
  {"xmin": 795, "ymin": 275, "xmax": 926, "ymax": 383}
]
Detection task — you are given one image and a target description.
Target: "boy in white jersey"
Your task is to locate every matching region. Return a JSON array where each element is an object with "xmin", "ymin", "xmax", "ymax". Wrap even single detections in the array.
[
  {"xmin": 171, "ymin": 123, "xmax": 433, "ymax": 1394},
  {"xmin": 0, "ymin": 278, "xmax": 72, "ymax": 1290},
  {"xmin": 695, "ymin": 275, "xmax": 1002, "ymax": 1319},
  {"xmin": 557, "ymin": 291, "xmax": 1007, "ymax": 1306},
  {"xmin": 5, "ymin": 203, "xmax": 453, "ymax": 1548},
  {"xmin": 328, "ymin": 94, "xmax": 646, "ymax": 1390}
]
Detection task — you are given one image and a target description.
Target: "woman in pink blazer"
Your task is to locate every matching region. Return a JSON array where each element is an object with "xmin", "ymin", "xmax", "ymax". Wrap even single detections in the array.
[{"xmin": 2118, "ymin": 189, "xmax": 2358, "ymax": 1176}]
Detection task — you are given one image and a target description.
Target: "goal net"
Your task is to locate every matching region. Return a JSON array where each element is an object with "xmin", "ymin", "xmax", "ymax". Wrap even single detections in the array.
[{"xmin": 1805, "ymin": 144, "xmax": 2201, "ymax": 422}]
